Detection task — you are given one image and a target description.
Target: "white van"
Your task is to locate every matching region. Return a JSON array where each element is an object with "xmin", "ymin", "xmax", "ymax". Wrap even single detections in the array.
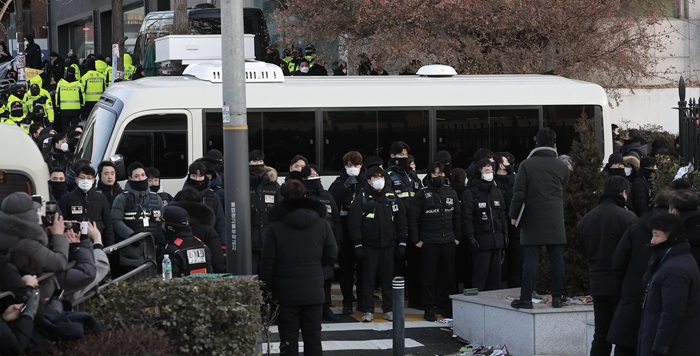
[
  {"xmin": 0, "ymin": 125, "xmax": 50, "ymax": 207},
  {"xmin": 75, "ymin": 62, "xmax": 611, "ymax": 194}
]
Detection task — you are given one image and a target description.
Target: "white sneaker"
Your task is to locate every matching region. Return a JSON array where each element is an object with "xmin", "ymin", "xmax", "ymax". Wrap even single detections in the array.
[
  {"xmin": 383, "ymin": 312, "xmax": 393, "ymax": 321},
  {"xmin": 361, "ymin": 312, "xmax": 373, "ymax": 322}
]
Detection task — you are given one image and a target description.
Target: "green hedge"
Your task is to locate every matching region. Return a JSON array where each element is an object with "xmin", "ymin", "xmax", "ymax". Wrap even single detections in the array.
[{"xmin": 89, "ymin": 278, "xmax": 264, "ymax": 356}]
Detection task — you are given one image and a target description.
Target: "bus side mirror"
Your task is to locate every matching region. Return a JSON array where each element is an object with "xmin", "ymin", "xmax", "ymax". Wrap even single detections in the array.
[{"xmin": 110, "ymin": 154, "xmax": 127, "ymax": 181}]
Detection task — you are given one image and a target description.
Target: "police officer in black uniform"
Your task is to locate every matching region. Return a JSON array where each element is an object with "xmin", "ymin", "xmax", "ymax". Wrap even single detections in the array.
[
  {"xmin": 385, "ymin": 141, "xmax": 422, "ymax": 308},
  {"xmin": 409, "ymin": 161, "xmax": 461, "ymax": 321},
  {"xmin": 349, "ymin": 166, "xmax": 408, "ymax": 322},
  {"xmin": 249, "ymin": 150, "xmax": 282, "ymax": 274},
  {"xmin": 158, "ymin": 205, "xmax": 213, "ymax": 277},
  {"xmin": 462, "ymin": 158, "xmax": 508, "ymax": 292},
  {"xmin": 111, "ymin": 162, "xmax": 164, "ymax": 273},
  {"xmin": 329, "ymin": 151, "xmax": 366, "ymax": 315},
  {"xmin": 300, "ymin": 164, "xmax": 343, "ymax": 322}
]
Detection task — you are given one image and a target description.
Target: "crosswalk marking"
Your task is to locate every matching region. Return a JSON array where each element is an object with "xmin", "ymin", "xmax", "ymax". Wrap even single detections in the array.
[
  {"xmin": 268, "ymin": 320, "xmax": 449, "ymax": 333},
  {"xmin": 262, "ymin": 338, "xmax": 424, "ymax": 354}
]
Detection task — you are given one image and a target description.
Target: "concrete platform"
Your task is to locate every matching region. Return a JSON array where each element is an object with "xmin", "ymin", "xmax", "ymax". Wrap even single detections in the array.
[{"xmin": 451, "ymin": 288, "xmax": 594, "ymax": 356}]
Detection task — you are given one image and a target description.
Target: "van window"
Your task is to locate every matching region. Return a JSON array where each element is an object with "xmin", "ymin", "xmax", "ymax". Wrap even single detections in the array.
[
  {"xmin": 0, "ymin": 171, "xmax": 34, "ymax": 202},
  {"xmin": 116, "ymin": 114, "xmax": 188, "ymax": 178},
  {"xmin": 205, "ymin": 111, "xmax": 316, "ymax": 174},
  {"xmin": 323, "ymin": 110, "xmax": 429, "ymax": 172}
]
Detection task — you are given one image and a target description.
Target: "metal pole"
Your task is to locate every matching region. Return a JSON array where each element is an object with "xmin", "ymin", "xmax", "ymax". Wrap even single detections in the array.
[
  {"xmin": 221, "ymin": 0, "xmax": 252, "ymax": 275},
  {"xmin": 392, "ymin": 276, "xmax": 405, "ymax": 356},
  {"xmin": 678, "ymin": 76, "xmax": 688, "ymax": 164}
]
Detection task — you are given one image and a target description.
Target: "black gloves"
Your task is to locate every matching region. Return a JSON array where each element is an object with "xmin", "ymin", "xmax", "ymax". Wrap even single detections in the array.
[
  {"xmin": 22, "ymin": 289, "xmax": 40, "ymax": 320},
  {"xmin": 396, "ymin": 244, "xmax": 406, "ymax": 260},
  {"xmin": 354, "ymin": 244, "xmax": 365, "ymax": 259},
  {"xmin": 344, "ymin": 176, "xmax": 358, "ymax": 189},
  {"xmin": 467, "ymin": 237, "xmax": 479, "ymax": 255}
]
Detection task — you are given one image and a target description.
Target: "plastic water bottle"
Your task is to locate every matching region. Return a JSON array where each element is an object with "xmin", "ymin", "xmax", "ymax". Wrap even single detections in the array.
[{"xmin": 162, "ymin": 254, "xmax": 172, "ymax": 280}]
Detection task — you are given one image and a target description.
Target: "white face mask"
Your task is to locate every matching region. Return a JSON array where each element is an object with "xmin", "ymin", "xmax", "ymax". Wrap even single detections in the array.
[
  {"xmin": 77, "ymin": 179, "xmax": 94, "ymax": 191},
  {"xmin": 482, "ymin": 173, "xmax": 494, "ymax": 182},
  {"xmin": 624, "ymin": 167, "xmax": 633, "ymax": 176},
  {"xmin": 464, "ymin": 177, "xmax": 469, "ymax": 186},
  {"xmin": 59, "ymin": 142, "xmax": 69, "ymax": 152},
  {"xmin": 300, "ymin": 67, "xmax": 309, "ymax": 73},
  {"xmin": 345, "ymin": 166, "xmax": 360, "ymax": 177},
  {"xmin": 371, "ymin": 178, "xmax": 385, "ymax": 191}
]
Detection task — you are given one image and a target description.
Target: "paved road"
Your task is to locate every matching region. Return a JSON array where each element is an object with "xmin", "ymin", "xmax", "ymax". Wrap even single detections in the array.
[{"xmin": 263, "ymin": 285, "xmax": 466, "ymax": 355}]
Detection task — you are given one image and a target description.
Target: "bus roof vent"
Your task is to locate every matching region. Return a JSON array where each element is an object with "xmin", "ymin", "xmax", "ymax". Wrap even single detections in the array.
[
  {"xmin": 416, "ymin": 64, "xmax": 457, "ymax": 77},
  {"xmin": 183, "ymin": 61, "xmax": 285, "ymax": 83}
]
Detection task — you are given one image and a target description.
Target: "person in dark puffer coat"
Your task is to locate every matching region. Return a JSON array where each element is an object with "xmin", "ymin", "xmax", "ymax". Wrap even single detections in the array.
[
  {"xmin": 637, "ymin": 212, "xmax": 700, "ymax": 356},
  {"xmin": 259, "ymin": 180, "xmax": 337, "ymax": 356},
  {"xmin": 608, "ymin": 189, "xmax": 673, "ymax": 356},
  {"xmin": 169, "ymin": 188, "xmax": 226, "ymax": 273}
]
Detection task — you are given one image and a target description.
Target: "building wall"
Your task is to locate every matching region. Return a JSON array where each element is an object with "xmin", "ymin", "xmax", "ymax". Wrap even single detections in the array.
[{"xmin": 609, "ymin": 87, "xmax": 700, "ymax": 134}]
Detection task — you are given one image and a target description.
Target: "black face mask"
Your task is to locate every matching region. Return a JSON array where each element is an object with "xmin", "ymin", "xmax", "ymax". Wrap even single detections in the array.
[
  {"xmin": 392, "ymin": 157, "xmax": 410, "ymax": 170},
  {"xmin": 249, "ymin": 164, "xmax": 265, "ymax": 176},
  {"xmin": 505, "ymin": 165, "xmax": 514, "ymax": 174},
  {"xmin": 150, "ymin": 185, "xmax": 160, "ymax": 193},
  {"xmin": 608, "ymin": 168, "xmax": 626, "ymax": 177},
  {"xmin": 30, "ymin": 87, "xmax": 40, "ymax": 96},
  {"xmin": 303, "ymin": 178, "xmax": 323, "ymax": 191},
  {"xmin": 10, "ymin": 109, "xmax": 23, "ymax": 117},
  {"xmin": 431, "ymin": 176, "xmax": 445, "ymax": 188},
  {"xmin": 48, "ymin": 181, "xmax": 67, "ymax": 199},
  {"xmin": 187, "ymin": 177, "xmax": 208, "ymax": 191},
  {"xmin": 130, "ymin": 179, "xmax": 149, "ymax": 191}
]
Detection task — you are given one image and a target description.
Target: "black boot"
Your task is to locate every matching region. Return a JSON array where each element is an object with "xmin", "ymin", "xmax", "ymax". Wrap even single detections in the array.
[{"xmin": 323, "ymin": 307, "xmax": 340, "ymax": 322}]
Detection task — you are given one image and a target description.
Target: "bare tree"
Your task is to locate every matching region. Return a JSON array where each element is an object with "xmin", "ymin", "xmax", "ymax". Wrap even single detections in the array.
[
  {"xmin": 274, "ymin": 0, "xmax": 671, "ymax": 88},
  {"xmin": 172, "ymin": 0, "xmax": 189, "ymax": 35}
]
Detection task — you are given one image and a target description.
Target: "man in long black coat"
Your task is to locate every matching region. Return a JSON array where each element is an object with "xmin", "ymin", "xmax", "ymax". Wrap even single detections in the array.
[
  {"xmin": 509, "ymin": 128, "xmax": 569, "ymax": 309},
  {"xmin": 578, "ymin": 176, "xmax": 638, "ymax": 356}
]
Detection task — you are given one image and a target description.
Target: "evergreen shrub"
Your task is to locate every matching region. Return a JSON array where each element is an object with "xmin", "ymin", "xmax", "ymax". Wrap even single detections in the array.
[{"xmin": 89, "ymin": 278, "xmax": 264, "ymax": 355}]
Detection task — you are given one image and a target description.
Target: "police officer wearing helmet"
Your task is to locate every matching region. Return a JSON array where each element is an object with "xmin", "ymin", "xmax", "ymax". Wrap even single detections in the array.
[
  {"xmin": 349, "ymin": 166, "xmax": 408, "ymax": 322},
  {"xmin": 409, "ymin": 161, "xmax": 461, "ymax": 321},
  {"xmin": 158, "ymin": 205, "xmax": 213, "ymax": 277}
]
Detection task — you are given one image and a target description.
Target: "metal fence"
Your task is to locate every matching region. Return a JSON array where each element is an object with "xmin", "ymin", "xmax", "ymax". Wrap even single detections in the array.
[
  {"xmin": 0, "ymin": 232, "xmax": 158, "ymax": 310},
  {"xmin": 677, "ymin": 76, "xmax": 700, "ymax": 165}
]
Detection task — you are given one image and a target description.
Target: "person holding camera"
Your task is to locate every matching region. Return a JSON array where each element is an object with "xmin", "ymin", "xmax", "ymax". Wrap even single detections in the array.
[
  {"xmin": 0, "ymin": 192, "xmax": 69, "ymax": 273},
  {"xmin": 59, "ymin": 165, "xmax": 114, "ymax": 247},
  {"xmin": 0, "ymin": 253, "xmax": 41, "ymax": 354}
]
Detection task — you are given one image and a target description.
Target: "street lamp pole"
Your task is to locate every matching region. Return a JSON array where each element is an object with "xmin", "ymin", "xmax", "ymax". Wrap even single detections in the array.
[{"xmin": 221, "ymin": 0, "xmax": 252, "ymax": 275}]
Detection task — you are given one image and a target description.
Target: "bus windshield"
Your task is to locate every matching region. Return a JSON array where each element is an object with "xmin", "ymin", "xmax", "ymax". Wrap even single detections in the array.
[{"xmin": 77, "ymin": 107, "xmax": 118, "ymax": 165}]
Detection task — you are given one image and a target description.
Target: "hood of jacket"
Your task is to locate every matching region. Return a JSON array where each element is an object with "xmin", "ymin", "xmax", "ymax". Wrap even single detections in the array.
[
  {"xmin": 0, "ymin": 212, "xmax": 47, "ymax": 250},
  {"xmin": 124, "ymin": 53, "xmax": 133, "ymax": 67},
  {"xmin": 265, "ymin": 166, "xmax": 278, "ymax": 182},
  {"xmin": 29, "ymin": 75, "xmax": 43, "ymax": 87},
  {"xmin": 268, "ymin": 197, "xmax": 326, "ymax": 229},
  {"xmin": 168, "ymin": 200, "xmax": 215, "ymax": 226},
  {"xmin": 466, "ymin": 177, "xmax": 494, "ymax": 191}
]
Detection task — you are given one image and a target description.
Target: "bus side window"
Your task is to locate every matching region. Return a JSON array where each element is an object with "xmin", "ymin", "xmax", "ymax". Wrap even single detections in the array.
[{"xmin": 116, "ymin": 114, "xmax": 189, "ymax": 179}]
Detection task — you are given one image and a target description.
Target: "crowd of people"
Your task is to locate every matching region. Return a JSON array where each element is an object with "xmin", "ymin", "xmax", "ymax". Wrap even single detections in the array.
[
  {"xmin": 0, "ymin": 36, "xmax": 141, "ymax": 137},
  {"xmin": 265, "ymin": 43, "xmax": 422, "ymax": 77}
]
